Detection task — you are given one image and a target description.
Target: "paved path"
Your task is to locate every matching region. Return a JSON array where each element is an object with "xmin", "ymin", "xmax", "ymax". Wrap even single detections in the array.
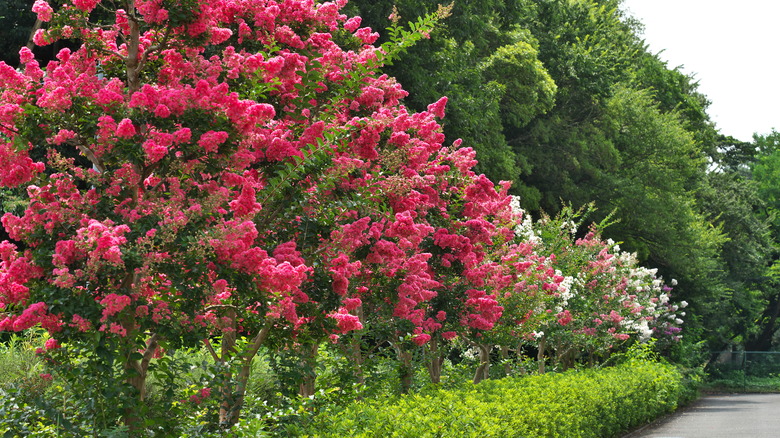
[{"xmin": 623, "ymin": 393, "xmax": 780, "ymax": 438}]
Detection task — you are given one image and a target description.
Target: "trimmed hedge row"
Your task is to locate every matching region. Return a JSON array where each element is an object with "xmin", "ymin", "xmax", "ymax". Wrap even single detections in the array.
[{"xmin": 300, "ymin": 359, "xmax": 688, "ymax": 437}]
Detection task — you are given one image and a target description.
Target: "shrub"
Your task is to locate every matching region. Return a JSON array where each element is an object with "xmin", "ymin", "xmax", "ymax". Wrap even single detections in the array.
[{"xmin": 295, "ymin": 359, "xmax": 687, "ymax": 438}]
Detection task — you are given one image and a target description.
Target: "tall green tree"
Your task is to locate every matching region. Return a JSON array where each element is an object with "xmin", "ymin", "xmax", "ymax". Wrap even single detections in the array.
[
  {"xmin": 0, "ymin": 0, "xmax": 36, "ymax": 67},
  {"xmin": 740, "ymin": 130, "xmax": 780, "ymax": 349},
  {"xmin": 345, "ymin": 0, "xmax": 743, "ymax": 349},
  {"xmin": 698, "ymin": 171, "xmax": 774, "ymax": 348},
  {"xmin": 344, "ymin": 0, "xmax": 557, "ymax": 183}
]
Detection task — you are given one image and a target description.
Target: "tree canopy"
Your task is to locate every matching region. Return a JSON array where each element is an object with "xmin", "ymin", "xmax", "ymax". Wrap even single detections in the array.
[{"xmin": 343, "ymin": 0, "xmax": 780, "ymax": 352}]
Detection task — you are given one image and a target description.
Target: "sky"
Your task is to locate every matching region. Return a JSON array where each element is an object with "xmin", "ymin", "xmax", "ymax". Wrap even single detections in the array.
[{"xmin": 621, "ymin": 0, "xmax": 780, "ymax": 142}]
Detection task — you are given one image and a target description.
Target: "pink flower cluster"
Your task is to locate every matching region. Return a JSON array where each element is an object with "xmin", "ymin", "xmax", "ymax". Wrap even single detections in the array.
[{"xmin": 0, "ymin": 0, "xmax": 682, "ymax": 382}]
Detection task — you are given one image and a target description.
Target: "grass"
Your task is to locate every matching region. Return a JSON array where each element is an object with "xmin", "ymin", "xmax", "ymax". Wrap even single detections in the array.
[
  {"xmin": 700, "ymin": 374, "xmax": 780, "ymax": 393},
  {"xmin": 0, "ymin": 330, "xmax": 47, "ymax": 389}
]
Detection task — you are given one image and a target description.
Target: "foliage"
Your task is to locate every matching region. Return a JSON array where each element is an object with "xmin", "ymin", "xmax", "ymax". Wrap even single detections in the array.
[
  {"xmin": 0, "ymin": 0, "xmax": 36, "ymax": 67},
  {"xmin": 344, "ymin": 0, "xmax": 556, "ymax": 183},
  {"xmin": 0, "ymin": 0, "xmax": 719, "ymax": 434},
  {"xmin": 519, "ymin": 205, "xmax": 684, "ymax": 368},
  {"xmin": 0, "ymin": 330, "xmax": 46, "ymax": 388},
  {"xmin": 294, "ymin": 358, "xmax": 688, "ymax": 438}
]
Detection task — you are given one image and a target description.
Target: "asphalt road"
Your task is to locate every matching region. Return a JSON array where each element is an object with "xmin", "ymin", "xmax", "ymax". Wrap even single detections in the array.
[{"xmin": 623, "ymin": 393, "xmax": 780, "ymax": 438}]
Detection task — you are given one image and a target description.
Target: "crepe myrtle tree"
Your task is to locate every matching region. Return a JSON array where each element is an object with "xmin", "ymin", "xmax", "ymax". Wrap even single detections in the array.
[
  {"xmin": 521, "ymin": 207, "xmax": 685, "ymax": 372},
  {"xmin": 346, "ymin": 157, "xmax": 519, "ymax": 391},
  {"xmin": 0, "ymin": 0, "xmax": 477, "ymax": 429}
]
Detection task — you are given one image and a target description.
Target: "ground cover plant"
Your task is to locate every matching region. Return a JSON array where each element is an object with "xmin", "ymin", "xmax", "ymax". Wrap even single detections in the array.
[{"xmin": 0, "ymin": 0, "xmax": 687, "ymax": 435}]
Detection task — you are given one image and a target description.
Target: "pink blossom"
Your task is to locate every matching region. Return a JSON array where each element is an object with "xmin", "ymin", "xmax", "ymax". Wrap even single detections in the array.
[
  {"xmin": 344, "ymin": 16, "xmax": 362, "ymax": 32},
  {"xmin": 107, "ymin": 322, "xmax": 127, "ymax": 337},
  {"xmin": 427, "ymin": 96, "xmax": 448, "ymax": 119},
  {"xmin": 48, "ymin": 129, "xmax": 77, "ymax": 145},
  {"xmin": 355, "ymin": 27, "xmax": 379, "ymax": 44},
  {"xmin": 72, "ymin": 0, "xmax": 99, "ymax": 12},
  {"xmin": 0, "ymin": 142, "xmax": 45, "ymax": 187},
  {"xmin": 100, "ymin": 294, "xmax": 132, "ymax": 320},
  {"xmin": 154, "ymin": 104, "xmax": 171, "ymax": 118},
  {"xmin": 143, "ymin": 139, "xmax": 168, "ymax": 163},
  {"xmin": 32, "ymin": 29, "xmax": 51, "ymax": 46},
  {"xmin": 211, "ymin": 28, "xmax": 233, "ymax": 44},
  {"xmin": 412, "ymin": 333, "xmax": 431, "ymax": 346},
  {"xmin": 442, "ymin": 331, "xmax": 458, "ymax": 340},
  {"xmin": 557, "ymin": 310, "xmax": 573, "ymax": 326},
  {"xmin": 607, "ymin": 310, "xmax": 624, "ymax": 324},
  {"xmin": 330, "ymin": 309, "xmax": 362, "ymax": 333},
  {"xmin": 44, "ymin": 338, "xmax": 61, "ymax": 350},
  {"xmin": 189, "ymin": 387, "xmax": 212, "ymax": 404},
  {"xmin": 198, "ymin": 130, "xmax": 229, "ymax": 153},
  {"xmin": 32, "ymin": 1, "xmax": 54, "ymax": 22},
  {"xmin": 12, "ymin": 302, "xmax": 50, "ymax": 331},
  {"xmin": 52, "ymin": 240, "xmax": 79, "ymax": 266},
  {"xmin": 70, "ymin": 314, "xmax": 92, "ymax": 332},
  {"xmin": 229, "ymin": 185, "xmax": 262, "ymax": 217},
  {"xmin": 273, "ymin": 241, "xmax": 306, "ymax": 267},
  {"xmin": 342, "ymin": 297, "xmax": 362, "ymax": 311}
]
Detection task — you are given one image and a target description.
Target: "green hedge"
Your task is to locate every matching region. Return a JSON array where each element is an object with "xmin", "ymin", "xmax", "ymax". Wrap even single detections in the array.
[{"xmin": 299, "ymin": 359, "xmax": 687, "ymax": 438}]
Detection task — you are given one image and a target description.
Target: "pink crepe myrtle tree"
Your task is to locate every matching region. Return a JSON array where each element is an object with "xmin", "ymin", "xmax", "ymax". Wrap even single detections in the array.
[
  {"xmin": 482, "ymin": 242, "xmax": 562, "ymax": 379},
  {"xmin": 0, "ymin": 0, "xmax": 461, "ymax": 428},
  {"xmin": 366, "ymin": 153, "xmax": 519, "ymax": 388},
  {"xmin": 308, "ymin": 112, "xmax": 521, "ymax": 392}
]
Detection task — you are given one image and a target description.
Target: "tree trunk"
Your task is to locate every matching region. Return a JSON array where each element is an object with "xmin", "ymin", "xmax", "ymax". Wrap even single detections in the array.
[
  {"xmin": 500, "ymin": 345, "xmax": 512, "ymax": 376},
  {"xmin": 516, "ymin": 341, "xmax": 528, "ymax": 375},
  {"xmin": 537, "ymin": 335, "xmax": 546, "ymax": 374},
  {"xmin": 557, "ymin": 346, "xmax": 574, "ymax": 370},
  {"xmin": 350, "ymin": 306, "xmax": 366, "ymax": 386},
  {"xmin": 125, "ymin": 0, "xmax": 143, "ymax": 94},
  {"xmin": 217, "ymin": 318, "xmax": 275, "ymax": 427},
  {"xmin": 298, "ymin": 343, "xmax": 319, "ymax": 398},
  {"xmin": 25, "ymin": 18, "xmax": 42, "ymax": 50},
  {"xmin": 217, "ymin": 309, "xmax": 237, "ymax": 426},
  {"xmin": 349, "ymin": 335, "xmax": 366, "ymax": 386},
  {"xmin": 393, "ymin": 343, "xmax": 415, "ymax": 394},
  {"xmin": 746, "ymin": 294, "xmax": 780, "ymax": 351},
  {"xmin": 426, "ymin": 337, "xmax": 444, "ymax": 384},
  {"xmin": 472, "ymin": 343, "xmax": 492, "ymax": 384},
  {"xmin": 122, "ymin": 333, "xmax": 159, "ymax": 430}
]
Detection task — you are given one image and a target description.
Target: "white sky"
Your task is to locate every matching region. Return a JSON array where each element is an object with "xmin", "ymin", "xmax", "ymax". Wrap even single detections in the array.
[{"xmin": 621, "ymin": 0, "xmax": 780, "ymax": 142}]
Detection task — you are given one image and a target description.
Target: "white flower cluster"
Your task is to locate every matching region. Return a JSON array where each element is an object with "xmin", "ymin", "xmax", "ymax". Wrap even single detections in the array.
[
  {"xmin": 516, "ymin": 216, "xmax": 540, "ymax": 244},
  {"xmin": 562, "ymin": 220, "xmax": 577, "ymax": 236},
  {"xmin": 617, "ymin": 251, "xmax": 637, "ymax": 266},
  {"xmin": 556, "ymin": 271, "xmax": 576, "ymax": 307},
  {"xmin": 623, "ymin": 318, "xmax": 654, "ymax": 341},
  {"xmin": 510, "ymin": 196, "xmax": 541, "ymax": 244},
  {"xmin": 462, "ymin": 346, "xmax": 479, "ymax": 360}
]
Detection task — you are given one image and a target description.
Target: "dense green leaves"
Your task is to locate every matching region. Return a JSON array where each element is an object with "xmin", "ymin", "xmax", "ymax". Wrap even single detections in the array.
[{"xmin": 298, "ymin": 357, "xmax": 688, "ymax": 438}]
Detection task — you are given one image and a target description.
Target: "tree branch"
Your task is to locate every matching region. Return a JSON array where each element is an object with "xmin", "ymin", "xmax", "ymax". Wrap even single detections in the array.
[
  {"xmin": 26, "ymin": 19, "xmax": 43, "ymax": 51},
  {"xmin": 71, "ymin": 140, "xmax": 106, "ymax": 173},
  {"xmin": 140, "ymin": 332, "xmax": 160, "ymax": 372},
  {"xmin": 203, "ymin": 338, "xmax": 221, "ymax": 363}
]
